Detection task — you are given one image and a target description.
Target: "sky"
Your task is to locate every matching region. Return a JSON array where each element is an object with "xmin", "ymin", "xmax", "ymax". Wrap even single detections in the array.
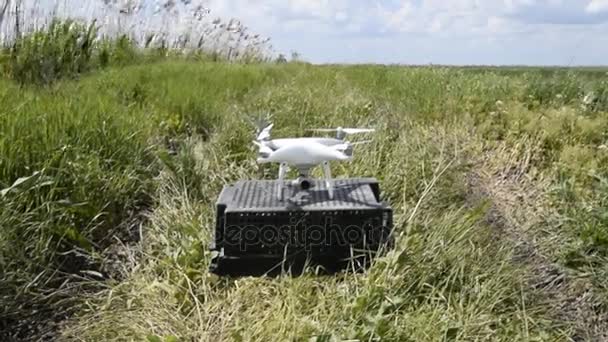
[{"xmin": 205, "ymin": 0, "xmax": 608, "ymax": 65}]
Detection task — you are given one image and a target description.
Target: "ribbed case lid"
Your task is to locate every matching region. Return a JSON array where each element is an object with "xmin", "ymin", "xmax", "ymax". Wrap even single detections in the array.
[{"xmin": 218, "ymin": 178, "xmax": 386, "ymax": 212}]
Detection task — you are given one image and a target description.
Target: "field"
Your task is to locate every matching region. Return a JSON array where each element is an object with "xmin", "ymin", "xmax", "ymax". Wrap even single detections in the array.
[{"xmin": 2, "ymin": 22, "xmax": 608, "ymax": 341}]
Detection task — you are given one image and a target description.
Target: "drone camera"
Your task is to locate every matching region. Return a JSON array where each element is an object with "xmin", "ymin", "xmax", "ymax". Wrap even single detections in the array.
[
  {"xmin": 299, "ymin": 178, "xmax": 312, "ymax": 190},
  {"xmin": 293, "ymin": 177, "xmax": 312, "ymax": 190}
]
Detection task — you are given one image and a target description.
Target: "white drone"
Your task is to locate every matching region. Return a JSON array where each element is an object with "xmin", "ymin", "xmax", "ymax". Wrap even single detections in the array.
[{"xmin": 253, "ymin": 124, "xmax": 374, "ymax": 200}]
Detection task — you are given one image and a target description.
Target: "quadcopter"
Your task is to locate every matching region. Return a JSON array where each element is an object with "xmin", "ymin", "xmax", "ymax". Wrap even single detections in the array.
[{"xmin": 252, "ymin": 124, "xmax": 374, "ymax": 199}]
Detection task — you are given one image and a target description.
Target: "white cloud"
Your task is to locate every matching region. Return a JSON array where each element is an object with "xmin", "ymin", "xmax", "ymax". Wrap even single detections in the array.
[
  {"xmin": 204, "ymin": 0, "xmax": 608, "ymax": 64},
  {"xmin": 587, "ymin": 0, "xmax": 608, "ymax": 13},
  {"xmin": 335, "ymin": 12, "xmax": 348, "ymax": 23},
  {"xmin": 379, "ymin": 1, "xmax": 415, "ymax": 32}
]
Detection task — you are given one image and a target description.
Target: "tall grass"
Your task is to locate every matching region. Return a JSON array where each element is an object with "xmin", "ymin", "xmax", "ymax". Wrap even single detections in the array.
[
  {"xmin": 3, "ymin": 20, "xmax": 98, "ymax": 83},
  {"xmin": 0, "ymin": 0, "xmax": 273, "ymax": 84},
  {"xmin": 2, "ymin": 59, "xmax": 608, "ymax": 340}
]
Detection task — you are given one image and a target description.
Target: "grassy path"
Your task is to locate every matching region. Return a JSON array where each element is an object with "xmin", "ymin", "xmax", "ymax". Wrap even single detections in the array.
[{"xmin": 466, "ymin": 137, "xmax": 608, "ymax": 340}]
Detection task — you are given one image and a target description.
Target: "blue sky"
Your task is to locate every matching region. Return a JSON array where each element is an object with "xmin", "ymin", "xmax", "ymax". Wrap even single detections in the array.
[{"xmin": 206, "ymin": 0, "xmax": 608, "ymax": 65}]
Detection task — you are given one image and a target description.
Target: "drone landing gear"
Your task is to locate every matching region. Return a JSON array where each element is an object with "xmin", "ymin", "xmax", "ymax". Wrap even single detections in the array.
[
  {"xmin": 277, "ymin": 162, "xmax": 289, "ymax": 199},
  {"xmin": 276, "ymin": 163, "xmax": 334, "ymax": 200},
  {"xmin": 322, "ymin": 161, "xmax": 334, "ymax": 200}
]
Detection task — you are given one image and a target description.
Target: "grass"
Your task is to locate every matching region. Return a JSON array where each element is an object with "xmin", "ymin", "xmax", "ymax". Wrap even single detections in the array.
[{"xmin": 2, "ymin": 25, "xmax": 608, "ymax": 340}]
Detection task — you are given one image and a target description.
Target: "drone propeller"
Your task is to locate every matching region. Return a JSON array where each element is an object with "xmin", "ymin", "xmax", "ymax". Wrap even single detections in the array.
[
  {"xmin": 256, "ymin": 124, "xmax": 274, "ymax": 141},
  {"xmin": 308, "ymin": 127, "xmax": 375, "ymax": 135}
]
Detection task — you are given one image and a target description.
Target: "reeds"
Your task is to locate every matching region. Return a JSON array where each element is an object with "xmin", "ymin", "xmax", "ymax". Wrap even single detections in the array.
[{"xmin": 0, "ymin": 0, "xmax": 273, "ymax": 84}]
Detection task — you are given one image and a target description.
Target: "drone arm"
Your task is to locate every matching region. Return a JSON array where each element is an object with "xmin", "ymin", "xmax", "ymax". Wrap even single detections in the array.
[
  {"xmin": 322, "ymin": 161, "xmax": 333, "ymax": 200},
  {"xmin": 331, "ymin": 143, "xmax": 350, "ymax": 152},
  {"xmin": 253, "ymin": 141, "xmax": 274, "ymax": 156}
]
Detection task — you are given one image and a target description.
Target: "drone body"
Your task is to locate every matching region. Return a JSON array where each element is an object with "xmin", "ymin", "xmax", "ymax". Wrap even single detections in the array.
[
  {"xmin": 252, "ymin": 124, "xmax": 373, "ymax": 199},
  {"xmin": 256, "ymin": 140, "xmax": 350, "ymax": 165},
  {"xmin": 265, "ymin": 137, "xmax": 345, "ymax": 150}
]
